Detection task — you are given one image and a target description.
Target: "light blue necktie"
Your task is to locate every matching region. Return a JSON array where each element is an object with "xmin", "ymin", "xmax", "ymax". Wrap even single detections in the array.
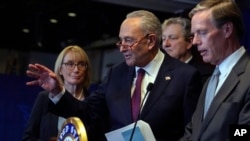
[{"xmin": 204, "ymin": 67, "xmax": 220, "ymax": 118}]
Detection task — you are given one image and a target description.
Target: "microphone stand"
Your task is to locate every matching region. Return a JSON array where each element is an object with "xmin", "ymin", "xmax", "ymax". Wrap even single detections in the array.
[{"xmin": 129, "ymin": 83, "xmax": 154, "ymax": 141}]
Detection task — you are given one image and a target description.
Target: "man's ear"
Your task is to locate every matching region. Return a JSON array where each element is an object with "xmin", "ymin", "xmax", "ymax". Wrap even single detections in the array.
[
  {"xmin": 222, "ymin": 22, "xmax": 233, "ymax": 38},
  {"xmin": 147, "ymin": 34, "xmax": 157, "ymax": 49},
  {"xmin": 187, "ymin": 36, "xmax": 193, "ymax": 50}
]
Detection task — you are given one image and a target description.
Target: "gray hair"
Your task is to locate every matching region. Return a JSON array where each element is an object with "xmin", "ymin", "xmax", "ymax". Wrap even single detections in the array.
[
  {"xmin": 162, "ymin": 17, "xmax": 192, "ymax": 42},
  {"xmin": 126, "ymin": 10, "xmax": 162, "ymax": 45}
]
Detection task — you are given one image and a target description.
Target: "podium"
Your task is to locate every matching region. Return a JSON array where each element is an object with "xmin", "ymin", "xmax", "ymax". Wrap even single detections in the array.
[{"xmin": 57, "ymin": 117, "xmax": 88, "ymax": 141}]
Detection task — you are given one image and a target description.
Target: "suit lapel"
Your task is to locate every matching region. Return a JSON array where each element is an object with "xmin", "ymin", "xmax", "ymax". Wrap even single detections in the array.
[
  {"xmin": 200, "ymin": 53, "xmax": 248, "ymax": 134},
  {"xmin": 140, "ymin": 55, "xmax": 174, "ymax": 118},
  {"xmin": 200, "ymin": 72, "xmax": 240, "ymax": 132},
  {"xmin": 194, "ymin": 80, "xmax": 209, "ymax": 137},
  {"xmin": 123, "ymin": 66, "xmax": 136, "ymax": 122}
]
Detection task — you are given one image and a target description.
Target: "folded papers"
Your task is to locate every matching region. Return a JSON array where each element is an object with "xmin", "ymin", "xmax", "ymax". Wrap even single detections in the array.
[{"xmin": 105, "ymin": 120, "xmax": 156, "ymax": 141}]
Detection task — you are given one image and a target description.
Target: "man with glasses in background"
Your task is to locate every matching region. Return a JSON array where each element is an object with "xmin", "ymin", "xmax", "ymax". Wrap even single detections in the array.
[{"xmin": 26, "ymin": 10, "xmax": 202, "ymax": 140}]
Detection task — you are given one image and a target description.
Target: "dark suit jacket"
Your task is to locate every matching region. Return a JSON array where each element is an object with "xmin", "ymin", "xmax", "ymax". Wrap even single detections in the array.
[
  {"xmin": 22, "ymin": 89, "xmax": 95, "ymax": 141},
  {"xmin": 181, "ymin": 52, "xmax": 250, "ymax": 141},
  {"xmin": 188, "ymin": 57, "xmax": 214, "ymax": 86},
  {"xmin": 50, "ymin": 52, "xmax": 203, "ymax": 141},
  {"xmin": 22, "ymin": 91, "xmax": 58, "ymax": 141}
]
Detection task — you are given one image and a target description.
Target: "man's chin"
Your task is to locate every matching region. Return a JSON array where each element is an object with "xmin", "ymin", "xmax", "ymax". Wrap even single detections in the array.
[
  {"xmin": 125, "ymin": 60, "xmax": 134, "ymax": 66},
  {"xmin": 202, "ymin": 57, "xmax": 211, "ymax": 64}
]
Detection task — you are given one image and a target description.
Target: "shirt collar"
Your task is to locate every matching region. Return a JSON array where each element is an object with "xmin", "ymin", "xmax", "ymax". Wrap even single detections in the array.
[
  {"xmin": 135, "ymin": 49, "xmax": 164, "ymax": 77},
  {"xmin": 217, "ymin": 46, "xmax": 245, "ymax": 75}
]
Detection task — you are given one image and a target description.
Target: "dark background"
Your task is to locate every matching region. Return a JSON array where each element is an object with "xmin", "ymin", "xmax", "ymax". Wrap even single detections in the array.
[
  {"xmin": 0, "ymin": 0, "xmax": 200, "ymax": 53},
  {"xmin": 0, "ymin": 0, "xmax": 249, "ymax": 140}
]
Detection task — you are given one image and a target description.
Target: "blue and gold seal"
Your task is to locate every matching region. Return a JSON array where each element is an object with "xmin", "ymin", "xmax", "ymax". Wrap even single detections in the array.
[{"xmin": 57, "ymin": 117, "xmax": 88, "ymax": 141}]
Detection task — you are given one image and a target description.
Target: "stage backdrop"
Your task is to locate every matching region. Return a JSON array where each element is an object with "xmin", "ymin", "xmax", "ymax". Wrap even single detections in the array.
[{"xmin": 0, "ymin": 74, "xmax": 42, "ymax": 140}]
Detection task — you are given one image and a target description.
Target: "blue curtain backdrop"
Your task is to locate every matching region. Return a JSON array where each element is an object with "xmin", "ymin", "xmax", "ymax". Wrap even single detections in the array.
[{"xmin": 0, "ymin": 74, "xmax": 42, "ymax": 140}]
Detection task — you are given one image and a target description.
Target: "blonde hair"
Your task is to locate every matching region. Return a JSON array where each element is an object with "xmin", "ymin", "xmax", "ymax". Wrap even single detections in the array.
[{"xmin": 54, "ymin": 45, "xmax": 91, "ymax": 89}]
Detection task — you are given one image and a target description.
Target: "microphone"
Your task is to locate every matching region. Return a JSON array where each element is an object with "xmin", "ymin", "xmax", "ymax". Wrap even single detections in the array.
[{"xmin": 129, "ymin": 82, "xmax": 154, "ymax": 141}]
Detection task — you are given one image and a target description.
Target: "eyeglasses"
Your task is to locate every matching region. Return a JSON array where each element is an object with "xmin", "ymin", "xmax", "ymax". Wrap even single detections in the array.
[
  {"xmin": 116, "ymin": 34, "xmax": 149, "ymax": 49},
  {"xmin": 62, "ymin": 62, "xmax": 88, "ymax": 71}
]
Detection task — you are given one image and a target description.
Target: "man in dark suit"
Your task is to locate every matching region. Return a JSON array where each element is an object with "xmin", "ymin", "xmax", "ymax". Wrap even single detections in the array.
[
  {"xmin": 162, "ymin": 17, "xmax": 214, "ymax": 85},
  {"xmin": 180, "ymin": 1, "xmax": 250, "ymax": 141},
  {"xmin": 26, "ymin": 10, "xmax": 202, "ymax": 141}
]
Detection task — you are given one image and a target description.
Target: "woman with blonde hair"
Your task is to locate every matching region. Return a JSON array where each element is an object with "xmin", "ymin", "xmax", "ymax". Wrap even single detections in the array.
[{"xmin": 22, "ymin": 45, "xmax": 92, "ymax": 141}]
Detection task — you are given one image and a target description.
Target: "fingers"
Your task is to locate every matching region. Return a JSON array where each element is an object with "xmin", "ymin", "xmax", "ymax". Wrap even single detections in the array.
[
  {"xmin": 34, "ymin": 64, "xmax": 58, "ymax": 80},
  {"xmin": 49, "ymin": 72, "xmax": 58, "ymax": 80},
  {"xmin": 26, "ymin": 63, "xmax": 59, "ymax": 91},
  {"xmin": 26, "ymin": 79, "xmax": 50, "ymax": 90},
  {"xmin": 26, "ymin": 80, "xmax": 39, "ymax": 86},
  {"xmin": 35, "ymin": 63, "xmax": 53, "ymax": 73},
  {"xmin": 27, "ymin": 63, "xmax": 52, "ymax": 73},
  {"xmin": 26, "ymin": 70, "xmax": 40, "ymax": 79},
  {"xmin": 26, "ymin": 63, "xmax": 52, "ymax": 77},
  {"xmin": 26, "ymin": 64, "xmax": 46, "ymax": 86}
]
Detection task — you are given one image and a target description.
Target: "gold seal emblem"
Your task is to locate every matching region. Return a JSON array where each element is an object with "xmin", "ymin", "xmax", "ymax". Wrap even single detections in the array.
[{"xmin": 57, "ymin": 117, "xmax": 88, "ymax": 141}]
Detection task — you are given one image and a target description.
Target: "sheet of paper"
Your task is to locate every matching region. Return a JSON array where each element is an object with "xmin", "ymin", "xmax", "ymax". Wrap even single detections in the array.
[
  {"xmin": 105, "ymin": 120, "xmax": 156, "ymax": 141},
  {"xmin": 122, "ymin": 127, "xmax": 145, "ymax": 141}
]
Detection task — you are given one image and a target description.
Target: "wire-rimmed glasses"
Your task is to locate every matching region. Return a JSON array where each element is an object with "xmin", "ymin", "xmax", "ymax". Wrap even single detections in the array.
[{"xmin": 116, "ymin": 34, "xmax": 149, "ymax": 49}]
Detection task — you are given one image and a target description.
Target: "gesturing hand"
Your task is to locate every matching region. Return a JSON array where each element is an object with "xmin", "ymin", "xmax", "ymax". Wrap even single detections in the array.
[{"xmin": 26, "ymin": 63, "xmax": 63, "ymax": 95}]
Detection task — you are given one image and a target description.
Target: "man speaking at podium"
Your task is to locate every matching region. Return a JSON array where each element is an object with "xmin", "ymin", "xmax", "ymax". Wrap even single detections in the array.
[{"xmin": 26, "ymin": 10, "xmax": 202, "ymax": 141}]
